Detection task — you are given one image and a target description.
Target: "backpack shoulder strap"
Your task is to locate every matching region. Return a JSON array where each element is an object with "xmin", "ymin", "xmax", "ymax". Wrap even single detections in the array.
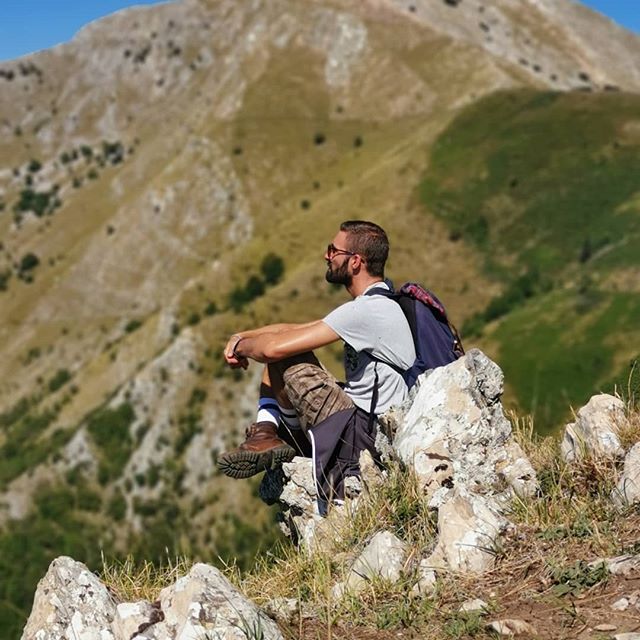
[{"xmin": 361, "ymin": 283, "xmax": 408, "ymax": 379}]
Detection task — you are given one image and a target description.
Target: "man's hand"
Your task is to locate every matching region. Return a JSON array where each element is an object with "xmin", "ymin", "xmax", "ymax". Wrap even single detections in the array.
[{"xmin": 224, "ymin": 334, "xmax": 249, "ymax": 369}]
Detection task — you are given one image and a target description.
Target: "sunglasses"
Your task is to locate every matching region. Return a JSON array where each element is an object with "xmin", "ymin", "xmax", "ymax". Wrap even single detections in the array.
[{"xmin": 327, "ymin": 243, "xmax": 357, "ymax": 258}]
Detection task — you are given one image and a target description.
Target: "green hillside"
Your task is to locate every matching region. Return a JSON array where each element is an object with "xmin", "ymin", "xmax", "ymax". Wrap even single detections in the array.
[{"xmin": 421, "ymin": 89, "xmax": 640, "ymax": 431}]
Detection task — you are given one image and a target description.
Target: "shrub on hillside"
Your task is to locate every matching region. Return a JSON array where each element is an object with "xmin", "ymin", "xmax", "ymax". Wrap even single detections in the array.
[
  {"xmin": 107, "ymin": 490, "xmax": 127, "ymax": 521},
  {"xmin": 260, "ymin": 253, "xmax": 284, "ymax": 286},
  {"xmin": 228, "ymin": 274, "xmax": 266, "ymax": 312},
  {"xmin": 187, "ymin": 312, "xmax": 201, "ymax": 326},
  {"xmin": 18, "ymin": 252, "xmax": 40, "ymax": 274},
  {"xmin": 47, "ymin": 368, "xmax": 72, "ymax": 393},
  {"xmin": 102, "ymin": 141, "xmax": 124, "ymax": 165},
  {"xmin": 14, "ymin": 189, "xmax": 51, "ymax": 217},
  {"xmin": 124, "ymin": 319, "xmax": 142, "ymax": 333},
  {"xmin": 203, "ymin": 301, "xmax": 217, "ymax": 316},
  {"xmin": 87, "ymin": 403, "xmax": 136, "ymax": 484}
]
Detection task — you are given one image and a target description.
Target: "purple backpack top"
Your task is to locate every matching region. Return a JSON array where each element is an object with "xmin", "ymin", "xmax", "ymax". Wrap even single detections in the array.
[{"xmin": 365, "ymin": 282, "xmax": 464, "ymax": 388}]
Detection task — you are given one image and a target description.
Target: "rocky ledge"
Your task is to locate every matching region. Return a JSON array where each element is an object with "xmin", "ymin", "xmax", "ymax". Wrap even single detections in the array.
[
  {"xmin": 262, "ymin": 349, "xmax": 539, "ymax": 577},
  {"xmin": 21, "ymin": 349, "xmax": 640, "ymax": 639}
]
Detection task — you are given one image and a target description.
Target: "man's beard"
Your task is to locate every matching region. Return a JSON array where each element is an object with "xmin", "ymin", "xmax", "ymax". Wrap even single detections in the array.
[{"xmin": 325, "ymin": 258, "xmax": 352, "ymax": 286}]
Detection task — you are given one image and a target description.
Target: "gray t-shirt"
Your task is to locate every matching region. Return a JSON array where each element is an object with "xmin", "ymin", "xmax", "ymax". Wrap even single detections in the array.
[{"xmin": 323, "ymin": 282, "xmax": 416, "ymax": 414}]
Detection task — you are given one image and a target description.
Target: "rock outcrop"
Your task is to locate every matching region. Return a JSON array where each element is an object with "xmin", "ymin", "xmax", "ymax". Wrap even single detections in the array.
[
  {"xmin": 22, "ymin": 557, "xmax": 282, "ymax": 640},
  {"xmin": 391, "ymin": 349, "xmax": 538, "ymax": 502},
  {"xmin": 264, "ymin": 349, "xmax": 537, "ymax": 577},
  {"xmin": 21, "ymin": 557, "xmax": 117, "ymax": 640},
  {"xmin": 339, "ymin": 530, "xmax": 408, "ymax": 595},
  {"xmin": 488, "ymin": 618, "xmax": 538, "ymax": 636},
  {"xmin": 423, "ymin": 486, "xmax": 508, "ymax": 574},
  {"xmin": 561, "ymin": 393, "xmax": 627, "ymax": 462}
]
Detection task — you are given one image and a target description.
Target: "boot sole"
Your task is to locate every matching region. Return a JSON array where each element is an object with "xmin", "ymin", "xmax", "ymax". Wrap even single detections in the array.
[{"xmin": 217, "ymin": 445, "xmax": 296, "ymax": 479}]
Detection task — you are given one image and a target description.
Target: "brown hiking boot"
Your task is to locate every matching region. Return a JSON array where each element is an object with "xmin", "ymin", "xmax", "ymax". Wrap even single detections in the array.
[{"xmin": 217, "ymin": 422, "xmax": 296, "ymax": 479}]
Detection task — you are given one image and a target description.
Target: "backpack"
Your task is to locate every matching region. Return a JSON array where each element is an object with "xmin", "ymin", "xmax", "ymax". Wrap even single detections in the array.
[{"xmin": 365, "ymin": 282, "xmax": 464, "ymax": 388}]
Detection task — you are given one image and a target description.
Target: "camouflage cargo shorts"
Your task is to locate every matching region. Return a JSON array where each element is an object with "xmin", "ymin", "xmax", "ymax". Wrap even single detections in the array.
[{"xmin": 278, "ymin": 356, "xmax": 354, "ymax": 433}]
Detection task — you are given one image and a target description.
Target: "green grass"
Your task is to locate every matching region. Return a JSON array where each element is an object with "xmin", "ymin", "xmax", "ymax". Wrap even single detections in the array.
[
  {"xmin": 420, "ymin": 89, "xmax": 640, "ymax": 431},
  {"xmin": 0, "ymin": 409, "xmax": 61, "ymax": 487},
  {"xmin": 422, "ymin": 90, "xmax": 640, "ymax": 274},
  {"xmin": 495, "ymin": 290, "xmax": 640, "ymax": 433}
]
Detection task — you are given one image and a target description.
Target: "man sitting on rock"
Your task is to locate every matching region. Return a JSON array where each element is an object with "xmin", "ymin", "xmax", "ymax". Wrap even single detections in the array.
[{"xmin": 217, "ymin": 220, "xmax": 415, "ymax": 507}]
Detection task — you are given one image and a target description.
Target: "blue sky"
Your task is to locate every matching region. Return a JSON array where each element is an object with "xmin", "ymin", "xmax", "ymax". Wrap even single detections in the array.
[{"xmin": 0, "ymin": 1, "xmax": 637, "ymax": 63}]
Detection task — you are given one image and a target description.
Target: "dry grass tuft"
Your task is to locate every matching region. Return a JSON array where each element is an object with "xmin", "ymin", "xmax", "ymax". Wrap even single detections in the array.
[
  {"xmin": 618, "ymin": 394, "xmax": 640, "ymax": 450},
  {"xmin": 101, "ymin": 552, "xmax": 193, "ymax": 603}
]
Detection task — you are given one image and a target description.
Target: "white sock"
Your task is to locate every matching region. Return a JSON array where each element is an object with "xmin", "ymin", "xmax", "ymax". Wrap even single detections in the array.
[
  {"xmin": 256, "ymin": 397, "xmax": 280, "ymax": 426},
  {"xmin": 278, "ymin": 403, "xmax": 301, "ymax": 430}
]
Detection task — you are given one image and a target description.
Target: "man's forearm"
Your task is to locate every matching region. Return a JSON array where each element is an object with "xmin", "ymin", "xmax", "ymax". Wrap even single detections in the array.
[
  {"xmin": 231, "ymin": 320, "xmax": 338, "ymax": 364},
  {"xmin": 224, "ymin": 324, "xmax": 307, "ymax": 369},
  {"xmin": 234, "ymin": 322, "xmax": 314, "ymax": 339}
]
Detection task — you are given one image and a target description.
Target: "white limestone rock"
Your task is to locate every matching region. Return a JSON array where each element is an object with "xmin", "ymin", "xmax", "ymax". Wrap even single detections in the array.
[
  {"xmin": 611, "ymin": 597, "xmax": 630, "ymax": 611},
  {"xmin": 561, "ymin": 393, "xmax": 627, "ymax": 462},
  {"xmin": 269, "ymin": 457, "xmax": 322, "ymax": 548},
  {"xmin": 460, "ymin": 598, "xmax": 489, "ymax": 614},
  {"xmin": 262, "ymin": 350, "xmax": 533, "ymax": 571},
  {"xmin": 498, "ymin": 441, "xmax": 539, "ymax": 500},
  {"xmin": 589, "ymin": 555, "xmax": 640, "ymax": 580},
  {"xmin": 22, "ymin": 559, "xmax": 282, "ymax": 640},
  {"xmin": 259, "ymin": 458, "xmax": 321, "ymax": 546},
  {"xmin": 333, "ymin": 527, "xmax": 410, "ymax": 600},
  {"xmin": 264, "ymin": 597, "xmax": 298, "ymax": 624},
  {"xmin": 411, "ymin": 560, "xmax": 437, "ymax": 596},
  {"xmin": 261, "ymin": 455, "xmax": 366, "ymax": 551},
  {"xmin": 393, "ymin": 349, "xmax": 538, "ymax": 500},
  {"xmin": 21, "ymin": 556, "xmax": 117, "ymax": 640},
  {"xmin": 424, "ymin": 487, "xmax": 508, "ymax": 574},
  {"xmin": 112, "ymin": 601, "xmax": 161, "ymax": 639},
  {"xmin": 280, "ymin": 457, "xmax": 317, "ymax": 509},
  {"xmin": 613, "ymin": 442, "xmax": 640, "ymax": 507},
  {"xmin": 342, "ymin": 530, "xmax": 408, "ymax": 594},
  {"xmin": 149, "ymin": 563, "xmax": 282, "ymax": 640},
  {"xmin": 488, "ymin": 618, "xmax": 537, "ymax": 636},
  {"xmin": 593, "ymin": 555, "xmax": 640, "ymax": 577}
]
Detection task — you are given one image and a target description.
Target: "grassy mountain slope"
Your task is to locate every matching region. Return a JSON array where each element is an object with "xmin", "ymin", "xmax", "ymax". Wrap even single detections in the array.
[
  {"xmin": 0, "ymin": 0, "xmax": 639, "ymax": 635},
  {"xmin": 421, "ymin": 89, "xmax": 640, "ymax": 431}
]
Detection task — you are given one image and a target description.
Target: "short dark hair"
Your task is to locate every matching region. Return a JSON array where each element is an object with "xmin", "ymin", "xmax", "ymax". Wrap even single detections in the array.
[{"xmin": 340, "ymin": 220, "xmax": 389, "ymax": 277}]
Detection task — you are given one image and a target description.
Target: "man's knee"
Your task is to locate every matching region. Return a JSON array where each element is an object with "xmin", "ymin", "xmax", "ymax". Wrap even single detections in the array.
[
  {"xmin": 268, "ymin": 352, "xmax": 321, "ymax": 383},
  {"xmin": 282, "ymin": 361, "xmax": 352, "ymax": 431}
]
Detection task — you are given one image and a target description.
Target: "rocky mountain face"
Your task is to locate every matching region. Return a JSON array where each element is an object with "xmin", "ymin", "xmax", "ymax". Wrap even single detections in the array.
[{"xmin": 1, "ymin": 0, "xmax": 639, "ymax": 635}]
